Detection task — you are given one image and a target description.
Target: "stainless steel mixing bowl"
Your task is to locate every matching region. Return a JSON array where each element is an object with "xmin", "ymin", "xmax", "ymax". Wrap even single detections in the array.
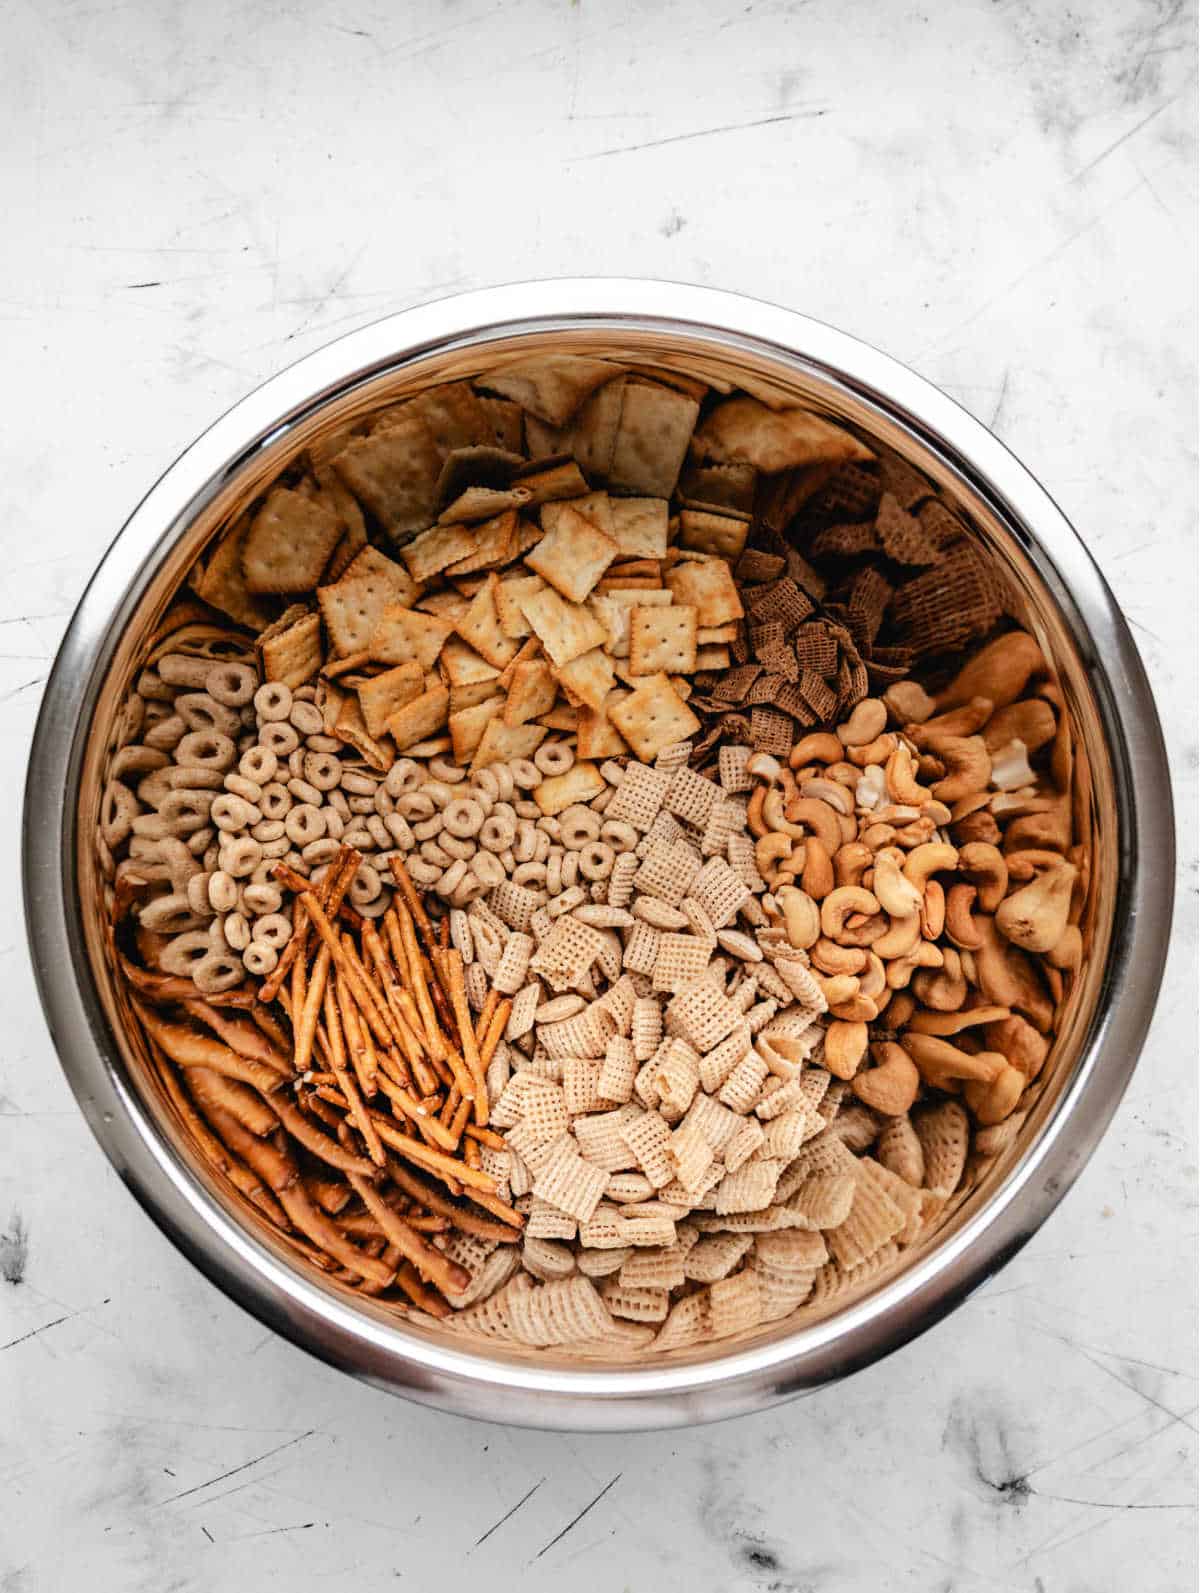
[{"xmin": 22, "ymin": 281, "xmax": 1173, "ymax": 1430}]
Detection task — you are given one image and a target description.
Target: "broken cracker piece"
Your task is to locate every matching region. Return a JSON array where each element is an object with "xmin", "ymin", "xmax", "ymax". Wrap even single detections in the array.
[
  {"xmin": 454, "ymin": 573, "xmax": 520, "ymax": 670},
  {"xmin": 472, "ymin": 717, "xmax": 547, "ymax": 771},
  {"xmin": 664, "ymin": 557, "xmax": 744, "ymax": 628},
  {"xmin": 692, "ymin": 397, "xmax": 874, "ymax": 474},
  {"xmin": 554, "ymin": 647, "xmax": 616, "ymax": 712}
]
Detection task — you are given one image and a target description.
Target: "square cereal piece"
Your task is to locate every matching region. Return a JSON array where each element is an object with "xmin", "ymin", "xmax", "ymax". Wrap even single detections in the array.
[
  {"xmin": 610, "ymin": 673, "xmax": 701, "ymax": 763},
  {"xmin": 677, "ymin": 509, "xmax": 750, "ymax": 563},
  {"xmin": 632, "ymin": 841, "xmax": 701, "ymax": 907},
  {"xmin": 608, "ymin": 498, "xmax": 669, "ymax": 559},
  {"xmin": 718, "ymin": 744, "xmax": 753, "ymax": 793},
  {"xmin": 652, "ymin": 933, "xmax": 712, "ymax": 995},
  {"xmin": 258, "ymin": 609, "xmax": 322, "ymax": 688},
  {"xmin": 242, "ymin": 487, "xmax": 343, "ymax": 595},
  {"xmin": 449, "ymin": 695, "xmax": 504, "ymax": 764},
  {"xmin": 608, "ymin": 382, "xmax": 699, "ymax": 499},
  {"xmin": 331, "ymin": 415, "xmax": 443, "ymax": 539},
  {"xmin": 472, "ymin": 717, "xmax": 547, "ymax": 771},
  {"xmin": 664, "ymin": 558, "xmax": 744, "ymax": 628},
  {"xmin": 617, "ymin": 1109, "xmax": 676, "ymax": 1188},
  {"xmin": 554, "ymin": 647, "xmax": 615, "ymax": 712},
  {"xmin": 663, "ymin": 766, "xmax": 718, "ymax": 828},
  {"xmin": 369, "ymin": 604, "xmax": 453, "ymax": 669},
  {"xmin": 622, "ymin": 922, "xmax": 661, "ymax": 977},
  {"xmin": 598, "ymin": 1036, "xmax": 637, "ymax": 1103},
  {"xmin": 318, "ymin": 546, "xmax": 421, "ymax": 657},
  {"xmin": 629, "ymin": 604, "xmax": 698, "ymax": 677},
  {"xmin": 520, "ymin": 585, "xmax": 608, "ymax": 667},
  {"xmin": 562, "ymin": 1058, "xmax": 607, "ymax": 1116},
  {"xmin": 357, "ymin": 661, "xmax": 424, "ymax": 739},
  {"xmin": 533, "ymin": 760, "xmax": 606, "ymax": 816},
  {"xmin": 532, "ymin": 1140, "xmax": 609, "ymax": 1224},
  {"xmin": 666, "ymin": 983, "xmax": 739, "ymax": 1053},
  {"xmin": 605, "ymin": 762, "xmax": 671, "ymax": 832},
  {"xmin": 385, "ymin": 682, "xmax": 449, "ymax": 753},
  {"xmin": 454, "ymin": 573, "xmax": 520, "ymax": 670},
  {"xmin": 503, "ymin": 658, "xmax": 557, "ymax": 727},
  {"xmin": 690, "ymin": 856, "xmax": 751, "ymax": 927},
  {"xmin": 525, "ymin": 503, "xmax": 618, "ymax": 603}
]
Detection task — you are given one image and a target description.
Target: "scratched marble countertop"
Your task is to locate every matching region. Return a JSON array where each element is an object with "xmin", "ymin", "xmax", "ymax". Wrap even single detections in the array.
[{"xmin": 1, "ymin": 2, "xmax": 1196, "ymax": 1589}]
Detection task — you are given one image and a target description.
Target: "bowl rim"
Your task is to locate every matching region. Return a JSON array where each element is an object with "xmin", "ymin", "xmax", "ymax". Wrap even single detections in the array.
[{"xmin": 22, "ymin": 279, "xmax": 1175, "ymax": 1429}]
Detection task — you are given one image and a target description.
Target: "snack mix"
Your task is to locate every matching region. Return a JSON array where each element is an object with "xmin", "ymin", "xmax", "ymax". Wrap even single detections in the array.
[{"xmin": 98, "ymin": 351, "xmax": 1089, "ymax": 1354}]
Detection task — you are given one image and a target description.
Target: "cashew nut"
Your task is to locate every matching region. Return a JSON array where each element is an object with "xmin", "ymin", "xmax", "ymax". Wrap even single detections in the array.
[
  {"xmin": 963, "ymin": 1064, "xmax": 1025, "ymax": 1126},
  {"xmin": 1004, "ymin": 795, "xmax": 1072, "ymax": 852},
  {"xmin": 984, "ymin": 698, "xmax": 1057, "ymax": 754},
  {"xmin": 762, "ymin": 787, "xmax": 808, "ymax": 840},
  {"xmin": 837, "ymin": 698, "xmax": 887, "ymax": 748},
  {"xmin": 912, "ymin": 944, "xmax": 966, "ymax": 1010},
  {"xmin": 872, "ymin": 852, "xmax": 923, "ymax": 917},
  {"xmin": 823, "ymin": 1019, "xmax": 869, "ymax": 1080},
  {"xmin": 952, "ymin": 809, "xmax": 1002, "ymax": 847},
  {"xmin": 810, "ymin": 938, "xmax": 868, "ymax": 977},
  {"xmin": 817, "ymin": 973, "xmax": 861, "ymax": 1009},
  {"xmin": 884, "ymin": 940, "xmax": 944, "ymax": 989},
  {"xmin": 973, "ymin": 915, "xmax": 1054, "ymax": 1032},
  {"xmin": 982, "ymin": 1013, "xmax": 1050, "ymax": 1079},
  {"xmin": 944, "ymin": 883, "xmax": 985, "ymax": 949},
  {"xmin": 901, "ymin": 1033, "xmax": 1006, "ymax": 1086},
  {"xmin": 885, "ymin": 741, "xmax": 929, "ymax": 805},
  {"xmin": 906, "ymin": 1002, "xmax": 1012, "ymax": 1036},
  {"xmin": 931, "ymin": 736, "xmax": 991, "ymax": 802},
  {"xmin": 828, "ymin": 992, "xmax": 879, "ymax": 1023},
  {"xmin": 780, "ymin": 796, "xmax": 843, "ymax": 855},
  {"xmin": 799, "ymin": 777, "xmax": 854, "ymax": 816},
  {"xmin": 800, "ymin": 838, "xmax": 834, "ymax": 901},
  {"xmin": 883, "ymin": 679, "xmax": 936, "ymax": 725},
  {"xmin": 935, "ymin": 630, "xmax": 1045, "ymax": 711},
  {"xmin": 777, "ymin": 885, "xmax": 820, "ymax": 950},
  {"xmin": 852, "ymin": 1044, "xmax": 920, "ymax": 1116},
  {"xmin": 913, "ymin": 696, "xmax": 994, "ymax": 745},
  {"xmin": 746, "ymin": 786, "xmax": 768, "ymax": 838},
  {"xmin": 820, "ymin": 886, "xmax": 881, "ymax": 942},
  {"xmin": 746, "ymin": 752, "xmax": 784, "ymax": 784},
  {"xmin": 873, "ymin": 911, "xmax": 923, "ymax": 960},
  {"xmin": 834, "ymin": 841, "xmax": 874, "ymax": 889},
  {"xmin": 755, "ymin": 832, "xmax": 793, "ymax": 877},
  {"xmin": 920, "ymin": 879, "xmax": 946, "ymax": 941},
  {"xmin": 995, "ymin": 860, "xmax": 1076, "ymax": 953},
  {"xmin": 846, "ymin": 733, "xmax": 898, "ymax": 768},
  {"xmin": 901, "ymin": 841, "xmax": 958, "ymax": 890},
  {"xmin": 989, "ymin": 738, "xmax": 1036, "ymax": 791},
  {"xmin": 789, "ymin": 732, "xmax": 843, "ymax": 768}
]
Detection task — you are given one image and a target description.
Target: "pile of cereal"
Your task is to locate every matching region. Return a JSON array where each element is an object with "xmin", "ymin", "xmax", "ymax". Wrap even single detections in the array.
[{"xmin": 100, "ymin": 351, "xmax": 1086, "ymax": 1354}]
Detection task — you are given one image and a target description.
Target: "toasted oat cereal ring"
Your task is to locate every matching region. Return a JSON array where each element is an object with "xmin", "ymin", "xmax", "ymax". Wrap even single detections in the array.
[
  {"xmin": 441, "ymin": 833, "xmax": 477, "ymax": 863},
  {"xmin": 185, "ymin": 872, "xmax": 213, "ymax": 917},
  {"xmin": 384, "ymin": 758, "xmax": 423, "ymax": 797},
  {"xmin": 242, "ymin": 940, "xmax": 278, "ymax": 977},
  {"xmin": 100, "ymin": 780, "xmax": 139, "ymax": 849},
  {"xmin": 239, "ymin": 744, "xmax": 278, "ymax": 786},
  {"xmin": 224, "ymin": 910, "xmax": 251, "ymax": 951},
  {"xmin": 251, "ymin": 817, "xmax": 285, "ymax": 843},
  {"xmin": 559, "ymin": 805, "xmax": 601, "ymax": 850},
  {"xmin": 509, "ymin": 758, "xmax": 543, "ymax": 790},
  {"xmin": 341, "ymin": 770, "xmax": 377, "ymax": 797},
  {"xmin": 207, "ymin": 870, "xmax": 239, "ymax": 913},
  {"xmin": 285, "ymin": 804, "xmax": 327, "ymax": 846},
  {"xmin": 476, "ymin": 812, "xmax": 514, "ymax": 855},
  {"xmin": 139, "ymin": 892, "xmax": 203, "ymax": 934},
  {"xmin": 428, "ymin": 756, "xmax": 466, "ymax": 784},
  {"xmin": 259, "ymin": 720, "xmax": 300, "ymax": 757},
  {"xmin": 156, "ymin": 653, "xmax": 212, "ymax": 689},
  {"xmin": 289, "ymin": 700, "xmax": 324, "ymax": 737},
  {"xmin": 159, "ymin": 930, "xmax": 211, "ymax": 977},
  {"xmin": 210, "ymin": 792, "xmax": 256, "ymax": 833},
  {"xmin": 254, "ymin": 682, "xmax": 293, "ymax": 723},
  {"xmin": 156, "ymin": 788, "xmax": 216, "ymax": 836},
  {"xmin": 512, "ymin": 861, "xmax": 547, "ymax": 889},
  {"xmin": 223, "ymin": 772, "xmax": 263, "ymax": 806},
  {"xmin": 473, "ymin": 850, "xmax": 506, "ymax": 889},
  {"xmin": 444, "ymin": 797, "xmax": 485, "ymax": 839},
  {"xmin": 286, "ymin": 776, "xmax": 322, "ymax": 808},
  {"xmin": 434, "ymin": 859, "xmax": 468, "ymax": 899},
  {"xmin": 258, "ymin": 782, "xmax": 292, "ymax": 821},
  {"xmin": 492, "ymin": 764, "xmax": 515, "ymax": 800},
  {"xmin": 298, "ymin": 839, "xmax": 338, "ymax": 869},
  {"xmin": 407, "ymin": 858, "xmax": 442, "ymax": 887},
  {"xmin": 175, "ymin": 693, "xmax": 240, "ymax": 738},
  {"xmin": 579, "ymin": 841, "xmax": 615, "ymax": 882},
  {"xmin": 301, "ymin": 750, "xmax": 340, "ymax": 792},
  {"xmin": 600, "ymin": 819, "xmax": 639, "ymax": 853},
  {"xmin": 560, "ymin": 852, "xmax": 580, "ymax": 889},
  {"xmin": 253, "ymin": 912, "xmax": 293, "ymax": 950},
  {"xmin": 222, "ymin": 835, "xmax": 263, "ymax": 878},
  {"xmin": 205, "ymin": 661, "xmax": 258, "ymax": 708},
  {"xmin": 176, "ymin": 729, "xmax": 237, "ymax": 773},
  {"xmin": 187, "ymin": 949, "xmax": 242, "ymax": 994},
  {"xmin": 535, "ymin": 741, "xmax": 574, "ymax": 777},
  {"xmin": 241, "ymin": 881, "xmax": 283, "ymax": 917},
  {"xmin": 348, "ymin": 862, "xmax": 383, "ymax": 907}
]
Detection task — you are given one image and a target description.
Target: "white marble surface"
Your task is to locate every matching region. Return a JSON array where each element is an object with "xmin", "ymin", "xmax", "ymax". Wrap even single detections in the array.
[{"xmin": 1, "ymin": 2, "xmax": 1196, "ymax": 1588}]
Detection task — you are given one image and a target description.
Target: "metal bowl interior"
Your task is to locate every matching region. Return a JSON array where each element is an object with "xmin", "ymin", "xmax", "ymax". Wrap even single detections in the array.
[{"xmin": 23, "ymin": 282, "xmax": 1172, "ymax": 1429}]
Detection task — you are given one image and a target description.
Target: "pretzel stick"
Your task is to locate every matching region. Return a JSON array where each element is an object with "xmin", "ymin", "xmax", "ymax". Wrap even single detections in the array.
[
  {"xmin": 186, "ymin": 1066, "xmax": 278, "ymax": 1138},
  {"xmin": 293, "ymin": 942, "xmax": 332, "ymax": 1073},
  {"xmin": 290, "ymin": 939, "xmax": 307, "ymax": 1034},
  {"xmin": 192, "ymin": 1099, "xmax": 296, "ymax": 1193},
  {"xmin": 137, "ymin": 1006, "xmax": 284, "ymax": 1094},
  {"xmin": 122, "ymin": 956, "xmax": 256, "ymax": 1008},
  {"xmin": 182, "ymin": 1002, "xmax": 291, "ymax": 1076},
  {"xmin": 460, "ymin": 1186, "xmax": 527, "ymax": 1230},
  {"xmin": 439, "ymin": 1085, "xmax": 461, "ymax": 1127},
  {"xmin": 300, "ymin": 894, "xmax": 394, "ymax": 1048},
  {"xmin": 474, "ymin": 988, "xmax": 499, "ymax": 1047},
  {"xmin": 323, "ymin": 984, "xmax": 385, "ymax": 1167},
  {"xmin": 337, "ymin": 947, "xmax": 381, "ymax": 1093},
  {"xmin": 463, "ymin": 1123, "xmax": 507, "ymax": 1150},
  {"xmin": 444, "ymin": 951, "xmax": 487, "ymax": 1125},
  {"xmin": 387, "ymin": 856, "xmax": 440, "ymax": 963},
  {"xmin": 479, "ymin": 1000, "xmax": 512, "ymax": 1071},
  {"xmin": 392, "ymin": 1260, "xmax": 451, "ymax": 1318},
  {"xmin": 369, "ymin": 1075, "xmax": 459, "ymax": 1152},
  {"xmin": 337, "ymin": 1208, "xmax": 449, "ymax": 1238},
  {"xmin": 385, "ymin": 1161, "xmax": 523, "ymax": 1241},
  {"xmin": 363, "ymin": 1112, "xmax": 497, "ymax": 1193},
  {"xmin": 306, "ymin": 1175, "xmax": 353, "ymax": 1215},
  {"xmin": 260, "ymin": 847, "xmax": 361, "ymax": 1002},
  {"xmin": 340, "ymin": 932, "xmax": 415, "ymax": 1059},
  {"xmin": 343, "ymin": 1170, "xmax": 470, "ymax": 1297},
  {"xmin": 265, "ymin": 1093, "xmax": 378, "ymax": 1179},
  {"xmin": 449, "ymin": 1093, "xmax": 472, "ymax": 1146},
  {"xmin": 277, "ymin": 1178, "xmax": 395, "ymax": 1286},
  {"xmin": 463, "ymin": 1137, "xmax": 482, "ymax": 1171},
  {"xmin": 389, "ymin": 904, "xmax": 447, "ymax": 1062}
]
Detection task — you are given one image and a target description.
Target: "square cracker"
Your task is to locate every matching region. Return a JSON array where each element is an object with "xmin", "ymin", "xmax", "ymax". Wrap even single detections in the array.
[
  {"xmin": 525, "ymin": 504, "xmax": 618, "ymax": 604},
  {"xmin": 691, "ymin": 397, "xmax": 874, "ymax": 473},
  {"xmin": 571, "ymin": 377, "xmax": 626, "ymax": 479},
  {"xmin": 504, "ymin": 659, "xmax": 558, "ymax": 727},
  {"xmin": 608, "ymin": 498, "xmax": 669, "ymax": 560},
  {"xmin": 472, "ymin": 717, "xmax": 547, "ymax": 771},
  {"xmin": 193, "ymin": 515, "xmax": 276, "ymax": 629},
  {"xmin": 590, "ymin": 586, "xmax": 671, "ymax": 657},
  {"xmin": 400, "ymin": 520, "xmax": 479, "ymax": 584},
  {"xmin": 454, "ymin": 573, "xmax": 520, "ymax": 669},
  {"xmin": 357, "ymin": 661, "xmax": 424, "ymax": 739},
  {"xmin": 385, "ymin": 683, "xmax": 449, "ymax": 752},
  {"xmin": 514, "ymin": 459, "xmax": 589, "ymax": 506},
  {"xmin": 479, "ymin": 355, "xmax": 620, "ymax": 426},
  {"xmin": 554, "ymin": 646, "xmax": 615, "ymax": 711},
  {"xmin": 400, "ymin": 380, "xmax": 491, "ymax": 453},
  {"xmin": 608, "ymin": 382, "xmax": 699, "ymax": 499},
  {"xmin": 678, "ymin": 509, "xmax": 749, "ymax": 562},
  {"xmin": 610, "ymin": 673, "xmax": 701, "ymax": 762},
  {"xmin": 441, "ymin": 508, "xmax": 519, "ymax": 575},
  {"xmin": 519, "ymin": 585, "xmax": 608, "ymax": 667},
  {"xmin": 450, "ymin": 679, "xmax": 503, "ymax": 714},
  {"xmin": 331, "ymin": 415, "xmax": 443, "ymax": 539},
  {"xmin": 495, "ymin": 573, "xmax": 546, "ymax": 638},
  {"xmin": 449, "ymin": 696, "xmax": 505, "ymax": 764},
  {"xmin": 577, "ymin": 690, "xmax": 630, "ymax": 759},
  {"xmin": 440, "ymin": 638, "xmax": 500, "ymax": 688},
  {"xmin": 370, "ymin": 604, "xmax": 453, "ymax": 669},
  {"xmin": 242, "ymin": 487, "xmax": 343, "ymax": 595},
  {"xmin": 318, "ymin": 546, "xmax": 421, "ymax": 657},
  {"xmin": 437, "ymin": 484, "xmax": 531, "ymax": 525},
  {"xmin": 258, "ymin": 607, "xmax": 322, "ymax": 688},
  {"xmin": 333, "ymin": 693, "xmax": 394, "ymax": 773},
  {"xmin": 664, "ymin": 558, "xmax": 744, "ymax": 628},
  {"xmin": 629, "ymin": 604, "xmax": 698, "ymax": 676},
  {"xmin": 533, "ymin": 760, "xmax": 607, "ymax": 816}
]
